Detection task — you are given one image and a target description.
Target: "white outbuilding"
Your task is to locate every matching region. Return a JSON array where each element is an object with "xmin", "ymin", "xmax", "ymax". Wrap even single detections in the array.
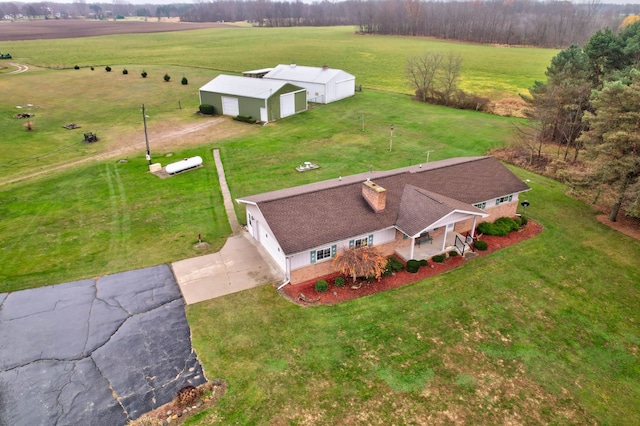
[{"xmin": 263, "ymin": 64, "xmax": 355, "ymax": 104}]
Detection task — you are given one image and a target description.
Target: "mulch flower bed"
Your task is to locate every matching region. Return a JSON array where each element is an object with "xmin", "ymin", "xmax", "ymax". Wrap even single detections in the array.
[{"xmin": 281, "ymin": 220, "xmax": 544, "ymax": 306}]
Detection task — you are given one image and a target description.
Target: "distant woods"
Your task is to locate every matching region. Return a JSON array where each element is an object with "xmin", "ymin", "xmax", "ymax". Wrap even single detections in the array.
[
  {"xmin": 520, "ymin": 20, "xmax": 640, "ymax": 221},
  {"xmin": 179, "ymin": 0, "xmax": 638, "ymax": 48}
]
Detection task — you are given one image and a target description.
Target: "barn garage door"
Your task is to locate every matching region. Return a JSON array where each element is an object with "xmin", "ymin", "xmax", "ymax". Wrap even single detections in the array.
[
  {"xmin": 221, "ymin": 96, "xmax": 239, "ymax": 116},
  {"xmin": 280, "ymin": 93, "xmax": 295, "ymax": 118}
]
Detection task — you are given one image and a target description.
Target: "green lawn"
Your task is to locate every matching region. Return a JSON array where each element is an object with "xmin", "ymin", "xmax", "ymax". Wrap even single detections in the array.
[
  {"xmin": 0, "ymin": 147, "xmax": 230, "ymax": 292},
  {"xmin": 1, "ymin": 26, "xmax": 637, "ymax": 424},
  {"xmin": 4, "ymin": 26, "xmax": 555, "ymax": 98},
  {"xmin": 186, "ymin": 168, "xmax": 640, "ymax": 424}
]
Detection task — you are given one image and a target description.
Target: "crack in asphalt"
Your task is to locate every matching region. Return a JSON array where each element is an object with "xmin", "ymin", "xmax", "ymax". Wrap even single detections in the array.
[
  {"xmin": 88, "ymin": 355, "xmax": 131, "ymax": 423},
  {"xmin": 1, "ymin": 295, "xmax": 181, "ymax": 373}
]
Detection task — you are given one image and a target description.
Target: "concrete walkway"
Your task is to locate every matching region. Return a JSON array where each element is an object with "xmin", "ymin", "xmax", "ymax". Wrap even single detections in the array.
[{"xmin": 172, "ymin": 149, "xmax": 284, "ymax": 305}]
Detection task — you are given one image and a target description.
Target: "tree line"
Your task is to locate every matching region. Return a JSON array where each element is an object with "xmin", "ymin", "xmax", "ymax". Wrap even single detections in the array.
[
  {"xmin": 3, "ymin": 1, "xmax": 640, "ymax": 49},
  {"xmin": 522, "ymin": 18, "xmax": 640, "ymax": 221}
]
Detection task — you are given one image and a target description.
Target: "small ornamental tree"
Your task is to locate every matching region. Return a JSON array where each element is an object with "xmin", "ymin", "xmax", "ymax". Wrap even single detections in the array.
[
  {"xmin": 181, "ymin": 76, "xmax": 188, "ymax": 85},
  {"xmin": 122, "ymin": 68, "xmax": 128, "ymax": 75},
  {"xmin": 164, "ymin": 73, "xmax": 171, "ymax": 82},
  {"xmin": 332, "ymin": 246, "xmax": 386, "ymax": 283},
  {"xmin": 141, "ymin": 70, "xmax": 148, "ymax": 78},
  {"xmin": 105, "ymin": 66, "xmax": 111, "ymax": 72}
]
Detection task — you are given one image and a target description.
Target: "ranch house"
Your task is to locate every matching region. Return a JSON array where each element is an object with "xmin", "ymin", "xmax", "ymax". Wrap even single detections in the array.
[
  {"xmin": 198, "ymin": 75, "xmax": 307, "ymax": 123},
  {"xmin": 236, "ymin": 156, "xmax": 531, "ymax": 285}
]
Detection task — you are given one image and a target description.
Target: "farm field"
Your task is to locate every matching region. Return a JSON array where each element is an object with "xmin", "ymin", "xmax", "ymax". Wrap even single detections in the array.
[
  {"xmin": 1, "ymin": 24, "xmax": 556, "ymax": 98},
  {"xmin": 0, "ymin": 24, "xmax": 638, "ymax": 425}
]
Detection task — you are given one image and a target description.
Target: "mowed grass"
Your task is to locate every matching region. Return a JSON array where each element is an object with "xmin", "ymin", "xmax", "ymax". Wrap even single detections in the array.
[
  {"xmin": 0, "ymin": 89, "xmax": 519, "ymax": 291},
  {"xmin": 0, "ymin": 147, "xmax": 230, "ymax": 292},
  {"xmin": 221, "ymin": 89, "xmax": 518, "ymax": 203},
  {"xmin": 0, "ymin": 65, "xmax": 232, "ymax": 181},
  {"xmin": 4, "ymin": 26, "xmax": 556, "ymax": 97},
  {"xmin": 187, "ymin": 168, "xmax": 640, "ymax": 425}
]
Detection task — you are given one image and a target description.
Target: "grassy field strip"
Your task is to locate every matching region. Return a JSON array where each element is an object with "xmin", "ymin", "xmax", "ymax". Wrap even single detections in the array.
[{"xmin": 2, "ymin": 26, "xmax": 555, "ymax": 97}]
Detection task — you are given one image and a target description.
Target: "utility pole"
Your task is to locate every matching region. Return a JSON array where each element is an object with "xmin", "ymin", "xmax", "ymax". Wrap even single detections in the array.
[
  {"xmin": 142, "ymin": 104, "xmax": 151, "ymax": 165},
  {"xmin": 426, "ymin": 150, "xmax": 434, "ymax": 163}
]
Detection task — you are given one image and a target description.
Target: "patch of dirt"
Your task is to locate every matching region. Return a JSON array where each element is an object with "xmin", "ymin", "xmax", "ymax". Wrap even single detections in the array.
[
  {"xmin": 489, "ymin": 96, "xmax": 527, "ymax": 118},
  {"xmin": 0, "ymin": 19, "xmax": 236, "ymax": 42},
  {"xmin": 129, "ymin": 380, "xmax": 226, "ymax": 426},
  {"xmin": 596, "ymin": 213, "xmax": 640, "ymax": 240},
  {"xmin": 281, "ymin": 220, "xmax": 544, "ymax": 306},
  {"xmin": 1, "ymin": 116, "xmax": 255, "ymax": 186}
]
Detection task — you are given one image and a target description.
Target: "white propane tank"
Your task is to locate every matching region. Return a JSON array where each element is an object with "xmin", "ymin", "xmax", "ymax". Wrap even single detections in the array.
[{"xmin": 165, "ymin": 156, "xmax": 203, "ymax": 175}]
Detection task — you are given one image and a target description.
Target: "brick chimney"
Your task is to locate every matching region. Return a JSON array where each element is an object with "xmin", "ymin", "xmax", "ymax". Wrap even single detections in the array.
[{"xmin": 362, "ymin": 180, "xmax": 387, "ymax": 212}]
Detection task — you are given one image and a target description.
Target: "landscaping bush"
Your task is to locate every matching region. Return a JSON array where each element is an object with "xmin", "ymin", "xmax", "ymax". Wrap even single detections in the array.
[
  {"xmin": 199, "ymin": 104, "xmax": 215, "ymax": 115},
  {"xmin": 419, "ymin": 259, "xmax": 428, "ymax": 266},
  {"xmin": 432, "ymin": 254, "xmax": 445, "ymax": 263},
  {"xmin": 233, "ymin": 115, "xmax": 257, "ymax": 124},
  {"xmin": 74, "ymin": 65, "xmax": 79, "ymax": 70},
  {"xmin": 122, "ymin": 68, "xmax": 128, "ymax": 75},
  {"xmin": 495, "ymin": 216, "xmax": 519, "ymax": 232},
  {"xmin": 386, "ymin": 256, "xmax": 404, "ymax": 273},
  {"xmin": 315, "ymin": 280, "xmax": 328, "ymax": 293},
  {"xmin": 449, "ymin": 250, "xmax": 459, "ymax": 257},
  {"xmin": 105, "ymin": 66, "xmax": 112, "ymax": 72},
  {"xmin": 406, "ymin": 259, "xmax": 420, "ymax": 273},
  {"xmin": 478, "ymin": 221, "xmax": 508, "ymax": 236},
  {"xmin": 181, "ymin": 76, "xmax": 188, "ymax": 85},
  {"xmin": 163, "ymin": 73, "xmax": 171, "ymax": 82},
  {"xmin": 520, "ymin": 215, "xmax": 528, "ymax": 226},
  {"xmin": 514, "ymin": 216, "xmax": 523, "ymax": 227},
  {"xmin": 90, "ymin": 66, "xmax": 94, "ymax": 71},
  {"xmin": 334, "ymin": 276, "xmax": 345, "ymax": 287},
  {"xmin": 141, "ymin": 70, "xmax": 147, "ymax": 78},
  {"xmin": 475, "ymin": 240, "xmax": 488, "ymax": 251}
]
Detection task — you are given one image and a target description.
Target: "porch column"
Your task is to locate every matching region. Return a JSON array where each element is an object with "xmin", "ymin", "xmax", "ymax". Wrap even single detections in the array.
[
  {"xmin": 440, "ymin": 230, "xmax": 447, "ymax": 252},
  {"xmin": 471, "ymin": 217, "xmax": 478, "ymax": 238},
  {"xmin": 409, "ymin": 238, "xmax": 415, "ymax": 260}
]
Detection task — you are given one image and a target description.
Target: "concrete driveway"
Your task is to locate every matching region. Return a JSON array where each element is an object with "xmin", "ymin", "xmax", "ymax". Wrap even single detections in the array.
[
  {"xmin": 172, "ymin": 231, "xmax": 284, "ymax": 305},
  {"xmin": 0, "ymin": 265, "xmax": 206, "ymax": 425}
]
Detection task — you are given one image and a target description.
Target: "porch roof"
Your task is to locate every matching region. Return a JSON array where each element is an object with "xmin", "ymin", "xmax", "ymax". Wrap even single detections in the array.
[{"xmin": 395, "ymin": 185, "xmax": 488, "ymax": 237}]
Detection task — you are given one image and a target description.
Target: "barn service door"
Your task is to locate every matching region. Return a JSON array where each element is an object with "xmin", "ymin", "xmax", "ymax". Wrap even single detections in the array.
[
  {"xmin": 280, "ymin": 93, "xmax": 295, "ymax": 118},
  {"xmin": 221, "ymin": 96, "xmax": 239, "ymax": 116},
  {"xmin": 260, "ymin": 107, "xmax": 268, "ymax": 122}
]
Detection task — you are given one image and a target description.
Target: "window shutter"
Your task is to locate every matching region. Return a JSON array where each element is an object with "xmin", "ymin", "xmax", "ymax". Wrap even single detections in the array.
[
  {"xmin": 310, "ymin": 250, "xmax": 316, "ymax": 264},
  {"xmin": 349, "ymin": 240, "xmax": 354, "ymax": 249},
  {"xmin": 331, "ymin": 245, "xmax": 337, "ymax": 257},
  {"xmin": 368, "ymin": 234, "xmax": 374, "ymax": 246}
]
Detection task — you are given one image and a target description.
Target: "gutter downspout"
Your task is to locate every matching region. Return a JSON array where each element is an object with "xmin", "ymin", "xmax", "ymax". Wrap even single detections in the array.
[{"xmin": 277, "ymin": 256, "xmax": 292, "ymax": 290}]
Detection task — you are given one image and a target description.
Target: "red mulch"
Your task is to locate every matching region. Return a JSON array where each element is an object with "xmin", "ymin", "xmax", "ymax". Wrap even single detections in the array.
[{"xmin": 280, "ymin": 220, "xmax": 544, "ymax": 306}]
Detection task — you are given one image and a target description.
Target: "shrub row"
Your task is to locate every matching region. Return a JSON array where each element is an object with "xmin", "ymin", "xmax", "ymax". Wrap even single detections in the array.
[
  {"xmin": 82, "ymin": 65, "xmax": 182, "ymax": 82},
  {"xmin": 315, "ymin": 276, "xmax": 346, "ymax": 293},
  {"xmin": 233, "ymin": 115, "xmax": 257, "ymax": 124},
  {"xmin": 199, "ymin": 104, "xmax": 215, "ymax": 115},
  {"xmin": 477, "ymin": 216, "xmax": 520, "ymax": 236}
]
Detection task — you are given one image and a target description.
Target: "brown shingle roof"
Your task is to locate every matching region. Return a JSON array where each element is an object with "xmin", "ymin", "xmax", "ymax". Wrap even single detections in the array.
[
  {"xmin": 237, "ymin": 156, "xmax": 529, "ymax": 255},
  {"xmin": 395, "ymin": 185, "xmax": 487, "ymax": 237}
]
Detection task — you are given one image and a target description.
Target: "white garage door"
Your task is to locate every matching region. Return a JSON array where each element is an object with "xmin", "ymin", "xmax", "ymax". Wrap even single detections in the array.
[
  {"xmin": 280, "ymin": 93, "xmax": 295, "ymax": 118},
  {"xmin": 221, "ymin": 96, "xmax": 239, "ymax": 116}
]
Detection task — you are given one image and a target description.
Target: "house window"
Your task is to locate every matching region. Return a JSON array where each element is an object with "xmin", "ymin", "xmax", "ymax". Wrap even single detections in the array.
[
  {"xmin": 311, "ymin": 245, "xmax": 337, "ymax": 263},
  {"xmin": 474, "ymin": 202, "xmax": 486, "ymax": 209},
  {"xmin": 316, "ymin": 247, "xmax": 331, "ymax": 261},
  {"xmin": 354, "ymin": 237, "xmax": 368, "ymax": 248},
  {"xmin": 495, "ymin": 195, "xmax": 513, "ymax": 206}
]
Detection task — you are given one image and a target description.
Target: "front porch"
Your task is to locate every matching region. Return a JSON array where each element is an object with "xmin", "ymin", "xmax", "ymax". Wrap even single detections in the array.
[{"xmin": 394, "ymin": 231, "xmax": 472, "ymax": 261}]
